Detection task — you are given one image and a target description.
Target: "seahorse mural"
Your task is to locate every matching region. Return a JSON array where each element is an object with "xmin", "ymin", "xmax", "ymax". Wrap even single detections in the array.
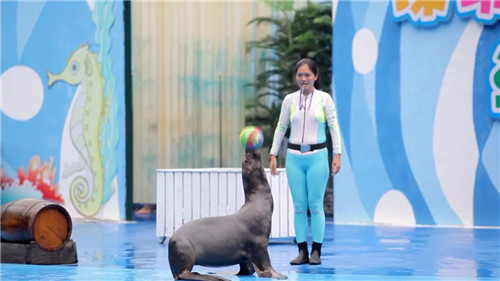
[{"xmin": 48, "ymin": 44, "xmax": 105, "ymax": 217}]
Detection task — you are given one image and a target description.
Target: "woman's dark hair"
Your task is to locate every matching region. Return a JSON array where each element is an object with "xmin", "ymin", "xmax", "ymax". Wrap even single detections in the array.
[{"xmin": 295, "ymin": 58, "xmax": 322, "ymax": 90}]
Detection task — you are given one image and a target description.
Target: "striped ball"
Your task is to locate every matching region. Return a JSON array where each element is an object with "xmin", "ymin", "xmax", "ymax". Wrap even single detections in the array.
[{"xmin": 239, "ymin": 126, "xmax": 264, "ymax": 151}]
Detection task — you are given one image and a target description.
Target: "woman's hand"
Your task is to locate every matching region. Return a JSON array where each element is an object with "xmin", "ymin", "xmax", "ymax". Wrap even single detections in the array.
[
  {"xmin": 332, "ymin": 154, "xmax": 341, "ymax": 175},
  {"xmin": 270, "ymin": 155, "xmax": 278, "ymax": 176}
]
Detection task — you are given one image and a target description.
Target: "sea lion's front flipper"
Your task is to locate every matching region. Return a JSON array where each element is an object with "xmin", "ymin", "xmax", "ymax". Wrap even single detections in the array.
[{"xmin": 176, "ymin": 270, "xmax": 231, "ymax": 281}]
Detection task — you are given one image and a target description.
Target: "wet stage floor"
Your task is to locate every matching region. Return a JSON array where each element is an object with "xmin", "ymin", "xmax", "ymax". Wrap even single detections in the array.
[{"xmin": 1, "ymin": 216, "xmax": 499, "ymax": 281}]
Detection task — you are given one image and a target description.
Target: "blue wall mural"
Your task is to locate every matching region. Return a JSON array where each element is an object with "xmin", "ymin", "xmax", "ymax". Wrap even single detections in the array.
[
  {"xmin": 0, "ymin": 0, "xmax": 126, "ymax": 220},
  {"xmin": 333, "ymin": 0, "xmax": 500, "ymax": 227}
]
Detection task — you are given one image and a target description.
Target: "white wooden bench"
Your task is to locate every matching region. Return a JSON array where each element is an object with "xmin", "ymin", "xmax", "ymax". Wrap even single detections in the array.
[{"xmin": 156, "ymin": 168, "xmax": 295, "ymax": 243}]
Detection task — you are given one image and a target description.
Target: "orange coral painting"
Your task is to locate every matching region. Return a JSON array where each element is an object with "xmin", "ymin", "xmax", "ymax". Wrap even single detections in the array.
[{"xmin": 1, "ymin": 155, "xmax": 63, "ymax": 204}]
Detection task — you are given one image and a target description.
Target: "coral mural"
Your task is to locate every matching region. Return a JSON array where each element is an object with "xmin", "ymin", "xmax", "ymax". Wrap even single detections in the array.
[{"xmin": 1, "ymin": 156, "xmax": 63, "ymax": 204}]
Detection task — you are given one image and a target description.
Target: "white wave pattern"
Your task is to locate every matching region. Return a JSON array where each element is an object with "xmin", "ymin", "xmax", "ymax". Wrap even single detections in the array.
[
  {"xmin": 433, "ymin": 20, "xmax": 482, "ymax": 226},
  {"xmin": 16, "ymin": 1, "xmax": 46, "ymax": 61},
  {"xmin": 482, "ymin": 122, "xmax": 500, "ymax": 193},
  {"xmin": 374, "ymin": 190, "xmax": 416, "ymax": 226}
]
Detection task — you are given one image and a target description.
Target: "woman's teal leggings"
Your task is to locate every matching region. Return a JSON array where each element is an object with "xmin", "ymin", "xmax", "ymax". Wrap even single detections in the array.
[{"xmin": 285, "ymin": 149, "xmax": 329, "ymax": 243}]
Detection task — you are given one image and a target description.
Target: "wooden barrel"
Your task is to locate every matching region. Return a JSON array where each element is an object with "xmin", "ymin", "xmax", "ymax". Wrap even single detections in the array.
[{"xmin": 1, "ymin": 198, "xmax": 72, "ymax": 251}]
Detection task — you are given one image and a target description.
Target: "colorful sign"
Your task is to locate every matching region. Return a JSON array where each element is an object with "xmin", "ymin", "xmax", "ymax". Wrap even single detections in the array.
[
  {"xmin": 391, "ymin": 0, "xmax": 500, "ymax": 26},
  {"xmin": 491, "ymin": 42, "xmax": 500, "ymax": 118},
  {"xmin": 457, "ymin": 0, "xmax": 500, "ymax": 24}
]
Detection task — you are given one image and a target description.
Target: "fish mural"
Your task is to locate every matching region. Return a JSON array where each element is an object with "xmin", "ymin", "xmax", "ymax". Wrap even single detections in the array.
[{"xmin": 48, "ymin": 44, "xmax": 107, "ymax": 218}]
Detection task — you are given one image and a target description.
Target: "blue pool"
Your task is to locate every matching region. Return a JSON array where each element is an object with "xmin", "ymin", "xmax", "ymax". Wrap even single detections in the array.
[{"xmin": 1, "ymin": 216, "xmax": 499, "ymax": 281}]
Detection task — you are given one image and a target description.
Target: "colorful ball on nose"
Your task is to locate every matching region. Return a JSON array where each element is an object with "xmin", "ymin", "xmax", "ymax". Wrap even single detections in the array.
[{"xmin": 239, "ymin": 126, "xmax": 264, "ymax": 151}]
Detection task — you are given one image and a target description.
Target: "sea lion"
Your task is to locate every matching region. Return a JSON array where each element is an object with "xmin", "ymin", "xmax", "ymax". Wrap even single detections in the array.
[{"xmin": 168, "ymin": 150, "xmax": 287, "ymax": 281}]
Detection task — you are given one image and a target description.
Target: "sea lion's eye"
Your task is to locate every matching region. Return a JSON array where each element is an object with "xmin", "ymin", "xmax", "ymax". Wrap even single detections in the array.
[{"xmin": 70, "ymin": 62, "xmax": 79, "ymax": 74}]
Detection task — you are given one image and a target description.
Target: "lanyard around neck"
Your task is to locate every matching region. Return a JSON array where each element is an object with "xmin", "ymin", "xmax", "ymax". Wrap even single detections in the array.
[{"xmin": 299, "ymin": 90, "xmax": 314, "ymax": 110}]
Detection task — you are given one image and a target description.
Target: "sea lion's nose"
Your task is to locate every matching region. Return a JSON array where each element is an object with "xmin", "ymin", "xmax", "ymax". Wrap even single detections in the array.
[
  {"xmin": 244, "ymin": 152, "xmax": 252, "ymax": 161},
  {"xmin": 253, "ymin": 150, "xmax": 261, "ymax": 158}
]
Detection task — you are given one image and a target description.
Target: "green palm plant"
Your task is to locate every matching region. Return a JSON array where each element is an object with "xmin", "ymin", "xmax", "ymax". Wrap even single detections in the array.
[{"xmin": 245, "ymin": 1, "xmax": 333, "ymax": 150}]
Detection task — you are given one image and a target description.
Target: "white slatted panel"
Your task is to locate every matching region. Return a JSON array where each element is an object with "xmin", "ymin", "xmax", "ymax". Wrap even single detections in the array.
[
  {"xmin": 192, "ymin": 173, "xmax": 201, "ymax": 220},
  {"xmin": 218, "ymin": 173, "xmax": 228, "ymax": 216},
  {"xmin": 165, "ymin": 171, "xmax": 175, "ymax": 236},
  {"xmin": 269, "ymin": 171, "xmax": 280, "ymax": 238},
  {"xmin": 156, "ymin": 171, "xmax": 166, "ymax": 237},
  {"xmin": 280, "ymin": 172, "xmax": 291, "ymax": 237},
  {"xmin": 209, "ymin": 173, "xmax": 218, "ymax": 217},
  {"xmin": 200, "ymin": 173, "xmax": 210, "ymax": 218},
  {"xmin": 227, "ymin": 172, "xmax": 237, "ymax": 214},
  {"xmin": 236, "ymin": 172, "xmax": 245, "ymax": 209},
  {"xmin": 156, "ymin": 168, "xmax": 295, "ymax": 239},
  {"xmin": 174, "ymin": 172, "xmax": 183, "ymax": 230},
  {"xmin": 183, "ymin": 172, "xmax": 192, "ymax": 223},
  {"xmin": 284, "ymin": 173, "xmax": 294, "ymax": 237}
]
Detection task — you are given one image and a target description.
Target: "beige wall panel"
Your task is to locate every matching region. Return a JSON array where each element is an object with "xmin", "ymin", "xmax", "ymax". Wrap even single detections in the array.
[{"xmin": 132, "ymin": 1, "xmax": 271, "ymax": 203}]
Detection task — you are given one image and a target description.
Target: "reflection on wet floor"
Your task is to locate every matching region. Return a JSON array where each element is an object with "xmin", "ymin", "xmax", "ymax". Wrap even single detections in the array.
[{"xmin": 1, "ymin": 216, "xmax": 499, "ymax": 281}]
